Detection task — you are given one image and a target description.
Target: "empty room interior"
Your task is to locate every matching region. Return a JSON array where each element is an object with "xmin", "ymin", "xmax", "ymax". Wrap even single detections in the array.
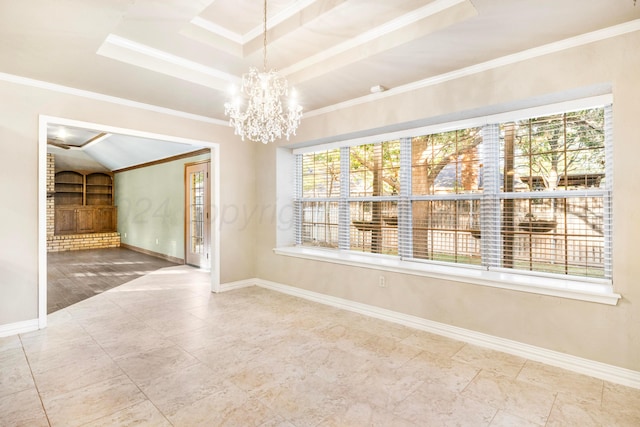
[{"xmin": 1, "ymin": 0, "xmax": 640, "ymax": 425}]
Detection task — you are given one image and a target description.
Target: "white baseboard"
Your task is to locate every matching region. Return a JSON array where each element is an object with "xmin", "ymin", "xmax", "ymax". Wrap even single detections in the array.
[
  {"xmin": 254, "ymin": 278, "xmax": 640, "ymax": 390},
  {"xmin": 218, "ymin": 278, "xmax": 258, "ymax": 292},
  {"xmin": 0, "ymin": 318, "xmax": 40, "ymax": 338}
]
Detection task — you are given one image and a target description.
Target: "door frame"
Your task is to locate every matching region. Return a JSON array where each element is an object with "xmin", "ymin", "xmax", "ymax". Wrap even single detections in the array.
[{"xmin": 38, "ymin": 115, "xmax": 221, "ymax": 329}]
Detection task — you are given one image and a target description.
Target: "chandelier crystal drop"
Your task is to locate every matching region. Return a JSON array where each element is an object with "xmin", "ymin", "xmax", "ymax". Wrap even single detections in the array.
[{"xmin": 224, "ymin": 0, "xmax": 303, "ymax": 144}]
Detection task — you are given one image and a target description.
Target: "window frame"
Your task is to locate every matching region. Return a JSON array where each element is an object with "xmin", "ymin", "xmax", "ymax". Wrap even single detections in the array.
[{"xmin": 280, "ymin": 94, "xmax": 619, "ymax": 305}]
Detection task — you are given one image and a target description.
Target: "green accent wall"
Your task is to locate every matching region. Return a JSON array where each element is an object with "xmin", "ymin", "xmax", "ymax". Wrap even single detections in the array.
[{"xmin": 114, "ymin": 152, "xmax": 210, "ymax": 260}]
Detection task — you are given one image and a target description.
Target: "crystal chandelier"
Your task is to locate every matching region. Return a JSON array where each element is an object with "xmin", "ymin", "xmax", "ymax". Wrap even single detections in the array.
[{"xmin": 224, "ymin": 0, "xmax": 303, "ymax": 144}]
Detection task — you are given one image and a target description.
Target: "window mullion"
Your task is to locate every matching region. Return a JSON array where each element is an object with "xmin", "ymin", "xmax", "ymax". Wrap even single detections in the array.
[
  {"xmin": 604, "ymin": 104, "xmax": 613, "ymax": 279},
  {"xmin": 294, "ymin": 154, "xmax": 303, "ymax": 246},
  {"xmin": 399, "ymin": 137, "xmax": 413, "ymax": 259},
  {"xmin": 338, "ymin": 146, "xmax": 350, "ymax": 250}
]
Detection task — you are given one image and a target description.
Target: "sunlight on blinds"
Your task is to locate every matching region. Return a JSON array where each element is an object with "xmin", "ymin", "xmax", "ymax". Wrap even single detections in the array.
[{"xmin": 293, "ymin": 104, "xmax": 612, "ymax": 281}]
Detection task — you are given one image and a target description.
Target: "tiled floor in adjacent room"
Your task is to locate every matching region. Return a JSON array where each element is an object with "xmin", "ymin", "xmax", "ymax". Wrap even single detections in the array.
[{"xmin": 1, "ymin": 265, "xmax": 639, "ymax": 426}]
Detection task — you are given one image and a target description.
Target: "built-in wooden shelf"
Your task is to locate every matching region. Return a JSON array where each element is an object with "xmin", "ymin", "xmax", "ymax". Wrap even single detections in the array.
[{"xmin": 54, "ymin": 171, "xmax": 117, "ymax": 235}]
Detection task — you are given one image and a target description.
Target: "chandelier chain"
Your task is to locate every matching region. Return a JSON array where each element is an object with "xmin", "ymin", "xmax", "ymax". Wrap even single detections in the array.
[
  {"xmin": 223, "ymin": 0, "xmax": 303, "ymax": 144},
  {"xmin": 263, "ymin": 0, "xmax": 267, "ymax": 71}
]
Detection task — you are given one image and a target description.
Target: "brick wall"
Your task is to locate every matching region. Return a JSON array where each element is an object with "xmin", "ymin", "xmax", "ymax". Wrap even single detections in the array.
[
  {"xmin": 47, "ymin": 153, "xmax": 55, "ymax": 237},
  {"xmin": 47, "ymin": 232, "xmax": 121, "ymax": 253}
]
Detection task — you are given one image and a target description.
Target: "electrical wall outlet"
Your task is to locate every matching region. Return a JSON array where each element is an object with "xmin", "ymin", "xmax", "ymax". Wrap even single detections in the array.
[{"xmin": 379, "ymin": 276, "xmax": 387, "ymax": 288}]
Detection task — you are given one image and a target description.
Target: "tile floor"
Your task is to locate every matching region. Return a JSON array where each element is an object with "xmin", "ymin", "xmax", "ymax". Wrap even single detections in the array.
[{"xmin": 1, "ymin": 265, "xmax": 639, "ymax": 426}]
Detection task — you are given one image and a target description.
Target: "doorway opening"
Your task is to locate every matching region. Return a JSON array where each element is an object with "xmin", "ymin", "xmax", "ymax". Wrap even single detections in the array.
[{"xmin": 38, "ymin": 115, "xmax": 221, "ymax": 328}]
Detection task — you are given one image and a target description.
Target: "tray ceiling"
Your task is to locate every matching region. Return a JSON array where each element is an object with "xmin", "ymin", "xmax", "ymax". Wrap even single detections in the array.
[
  {"xmin": 2, "ymin": 0, "xmax": 638, "ymax": 120},
  {"xmin": 5, "ymin": 0, "xmax": 640, "ymax": 169}
]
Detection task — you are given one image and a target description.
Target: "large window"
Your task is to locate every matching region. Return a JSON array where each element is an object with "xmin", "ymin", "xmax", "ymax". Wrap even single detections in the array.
[{"xmin": 294, "ymin": 103, "xmax": 612, "ymax": 281}]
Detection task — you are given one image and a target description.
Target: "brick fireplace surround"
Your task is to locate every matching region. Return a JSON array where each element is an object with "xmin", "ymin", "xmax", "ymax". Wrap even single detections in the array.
[{"xmin": 46, "ymin": 153, "xmax": 120, "ymax": 253}]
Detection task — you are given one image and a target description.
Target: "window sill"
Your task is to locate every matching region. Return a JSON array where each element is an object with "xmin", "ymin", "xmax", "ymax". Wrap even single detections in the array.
[{"xmin": 273, "ymin": 246, "xmax": 621, "ymax": 306}]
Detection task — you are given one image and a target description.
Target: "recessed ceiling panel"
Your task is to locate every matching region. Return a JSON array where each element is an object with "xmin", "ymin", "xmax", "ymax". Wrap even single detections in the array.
[{"xmin": 199, "ymin": 0, "xmax": 301, "ymax": 36}]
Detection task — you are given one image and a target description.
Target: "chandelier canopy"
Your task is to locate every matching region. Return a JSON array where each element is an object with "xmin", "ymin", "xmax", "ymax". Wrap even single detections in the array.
[{"xmin": 224, "ymin": 0, "xmax": 303, "ymax": 144}]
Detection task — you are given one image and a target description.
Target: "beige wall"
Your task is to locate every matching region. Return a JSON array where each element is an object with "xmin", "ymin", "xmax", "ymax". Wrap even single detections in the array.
[
  {"xmin": 255, "ymin": 31, "xmax": 640, "ymax": 371},
  {"xmin": 0, "ymin": 79, "xmax": 256, "ymax": 326}
]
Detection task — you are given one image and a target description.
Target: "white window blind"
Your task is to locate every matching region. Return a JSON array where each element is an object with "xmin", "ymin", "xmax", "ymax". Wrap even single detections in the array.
[
  {"xmin": 348, "ymin": 141, "xmax": 400, "ymax": 255},
  {"xmin": 408, "ymin": 128, "xmax": 484, "ymax": 266},
  {"xmin": 294, "ymin": 103, "xmax": 612, "ymax": 282},
  {"xmin": 487, "ymin": 107, "xmax": 611, "ymax": 278},
  {"xmin": 296, "ymin": 149, "xmax": 340, "ymax": 248}
]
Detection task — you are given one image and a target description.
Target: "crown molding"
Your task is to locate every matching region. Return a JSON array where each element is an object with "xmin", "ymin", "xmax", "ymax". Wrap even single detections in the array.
[
  {"xmin": 305, "ymin": 18, "xmax": 640, "ymax": 118},
  {"xmin": 98, "ymin": 34, "xmax": 241, "ymax": 91},
  {"xmin": 0, "ymin": 71, "xmax": 228, "ymax": 126},
  {"xmin": 191, "ymin": 16, "xmax": 244, "ymax": 44},
  {"xmin": 103, "ymin": 34, "xmax": 239, "ymax": 83},
  {"xmin": 280, "ymin": 0, "xmax": 468, "ymax": 77}
]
